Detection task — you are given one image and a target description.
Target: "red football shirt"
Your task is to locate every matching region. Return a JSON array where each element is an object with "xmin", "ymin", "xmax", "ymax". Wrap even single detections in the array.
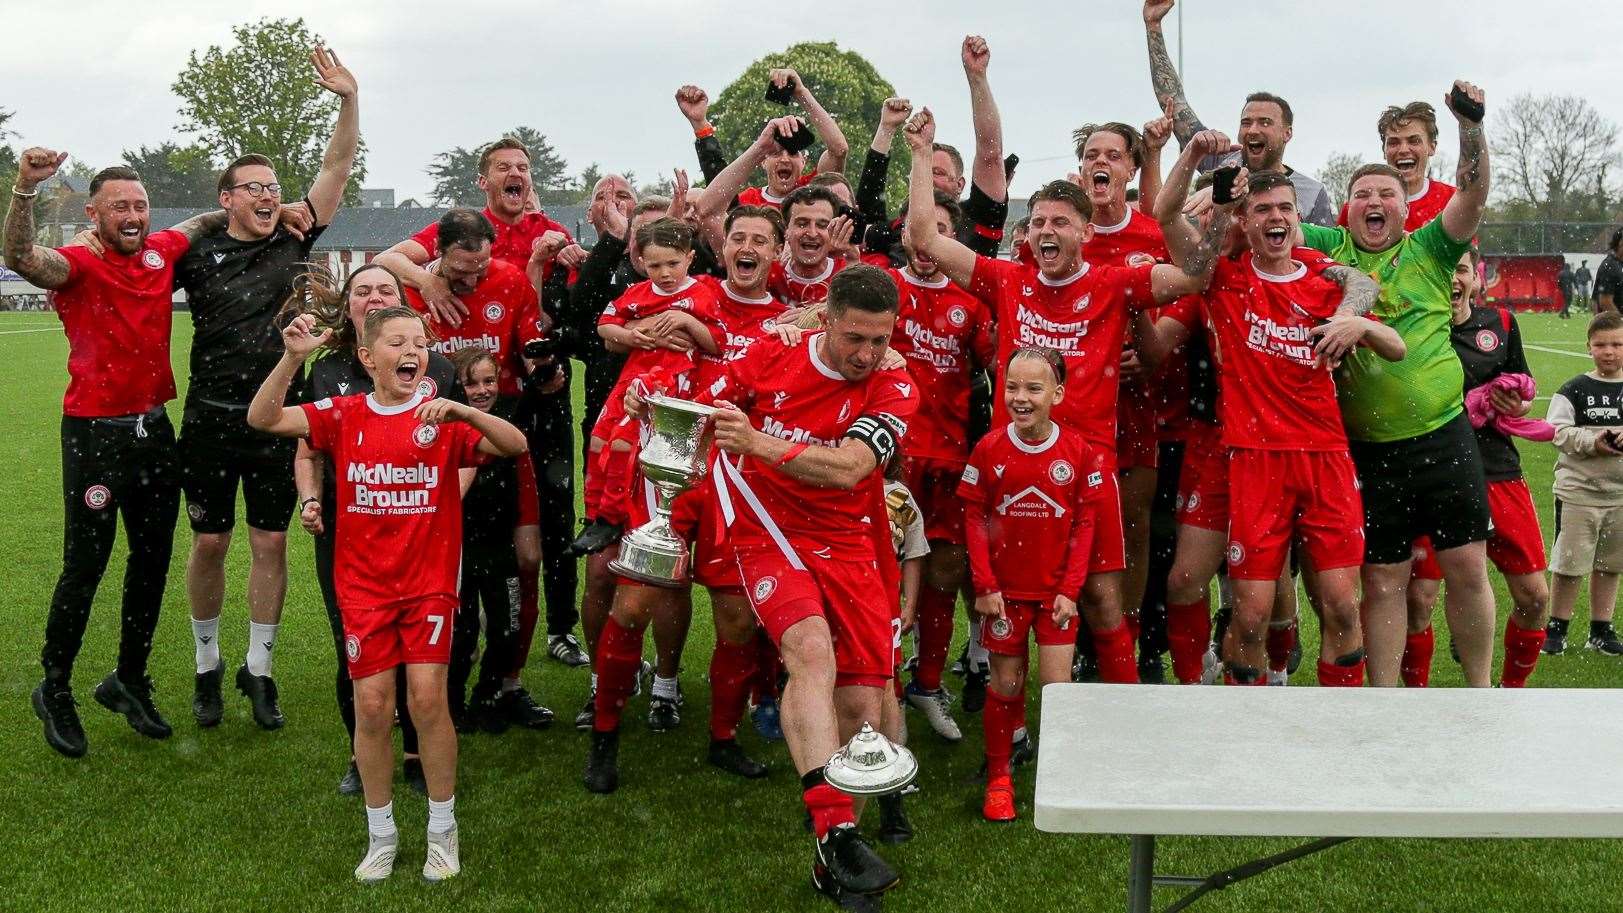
[
  {"xmin": 737, "ymin": 172, "xmax": 816, "ymax": 209},
  {"xmin": 404, "ymin": 259, "xmax": 542, "ymax": 397},
  {"xmin": 301, "ymin": 391, "xmax": 487, "ymax": 611},
  {"xmin": 887, "ymin": 267, "xmax": 994, "ymax": 464},
  {"xmin": 957, "ymin": 423, "xmax": 1099, "ymax": 600},
  {"xmin": 1085, "ymin": 208, "xmax": 1171, "ymax": 450},
  {"xmin": 968, "ymin": 256, "xmax": 1156, "ymax": 464},
  {"xmin": 768, "ymin": 256, "xmax": 847, "ymax": 306},
  {"xmin": 695, "ymin": 274, "xmax": 783, "ymax": 356},
  {"xmin": 410, "ymin": 206, "xmax": 573, "ymax": 281},
  {"xmin": 600, "ymin": 275, "xmax": 726, "ymax": 395},
  {"xmin": 1336, "ymin": 178, "xmax": 1456, "ymax": 232},
  {"xmin": 709, "ymin": 332, "xmax": 919, "ymax": 561},
  {"xmin": 50, "ymin": 230, "xmax": 190, "ymax": 417},
  {"xmin": 1206, "ymin": 250, "xmax": 1353, "ymax": 451}
]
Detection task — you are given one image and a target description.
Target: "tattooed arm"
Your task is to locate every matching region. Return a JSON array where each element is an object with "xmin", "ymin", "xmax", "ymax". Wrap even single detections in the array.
[
  {"xmin": 1144, "ymin": 1, "xmax": 1206, "ymax": 148},
  {"xmin": 169, "ymin": 210, "xmax": 231, "ymax": 243},
  {"xmin": 3, "ymin": 148, "xmax": 72, "ymax": 290},
  {"xmin": 1154, "ymin": 129, "xmax": 1234, "ymax": 281},
  {"xmin": 1323, "ymin": 265, "xmax": 1379, "ymax": 318},
  {"xmin": 1441, "ymin": 80, "xmax": 1489, "ymax": 244},
  {"xmin": 1314, "ymin": 265, "xmax": 1403, "ymax": 363}
]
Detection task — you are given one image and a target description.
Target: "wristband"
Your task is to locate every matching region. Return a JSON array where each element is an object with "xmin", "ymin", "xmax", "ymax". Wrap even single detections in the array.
[
  {"xmin": 776, "ymin": 442, "xmax": 809, "ymax": 466},
  {"xmin": 695, "ymin": 123, "xmax": 715, "ymax": 139},
  {"xmin": 11, "ymin": 186, "xmax": 39, "ymax": 198},
  {"xmin": 300, "ymin": 496, "xmax": 320, "ymax": 510}
]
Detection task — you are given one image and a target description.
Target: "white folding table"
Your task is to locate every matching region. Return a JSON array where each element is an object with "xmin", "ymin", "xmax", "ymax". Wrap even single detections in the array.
[{"xmin": 1034, "ymin": 684, "xmax": 1623, "ymax": 913}]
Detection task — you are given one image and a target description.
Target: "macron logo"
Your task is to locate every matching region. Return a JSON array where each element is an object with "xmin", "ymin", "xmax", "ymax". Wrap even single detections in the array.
[{"xmin": 894, "ymin": 383, "xmax": 912, "ymax": 399}]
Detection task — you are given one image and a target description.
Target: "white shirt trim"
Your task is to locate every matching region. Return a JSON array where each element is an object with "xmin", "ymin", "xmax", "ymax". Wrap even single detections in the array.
[
  {"xmin": 1407, "ymin": 178, "xmax": 1432, "ymax": 203},
  {"xmin": 1038, "ymin": 260, "xmax": 1091, "ymax": 288},
  {"xmin": 1252, "ymin": 259, "xmax": 1308, "ymax": 283},
  {"xmin": 900, "ymin": 267, "xmax": 949, "ymax": 290},
  {"xmin": 653, "ymin": 275, "xmax": 698, "ymax": 297},
  {"xmin": 786, "ymin": 257, "xmax": 836, "ymax": 285},
  {"xmin": 807, "ymin": 333, "xmax": 843, "ymax": 381},
  {"xmin": 723, "ymin": 282, "xmax": 776, "ymax": 307},
  {"xmin": 365, "ymin": 391, "xmax": 425, "ymax": 415},
  {"xmin": 1091, "ymin": 209, "xmax": 1133, "ymax": 235},
  {"xmin": 1006, "ymin": 422, "xmax": 1060, "ymax": 454}
]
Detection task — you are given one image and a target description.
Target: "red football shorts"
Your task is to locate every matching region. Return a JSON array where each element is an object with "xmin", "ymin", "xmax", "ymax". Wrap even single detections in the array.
[
  {"xmin": 1411, "ymin": 477, "xmax": 1546, "ymax": 580},
  {"xmin": 1226, "ymin": 449, "xmax": 1364, "ymax": 581},
  {"xmin": 981, "ymin": 599, "xmax": 1077, "ymax": 655},
  {"xmin": 736, "ymin": 545, "xmax": 894, "ymax": 688},
  {"xmin": 1116, "ymin": 384, "xmax": 1159, "ymax": 470},
  {"xmin": 1090, "ymin": 469, "xmax": 1127, "ymax": 575},
  {"xmin": 1176, "ymin": 422, "xmax": 1229, "ymax": 533},
  {"xmin": 342, "ymin": 595, "xmax": 457, "ymax": 679},
  {"xmin": 902, "ymin": 456, "xmax": 967, "ymax": 545}
]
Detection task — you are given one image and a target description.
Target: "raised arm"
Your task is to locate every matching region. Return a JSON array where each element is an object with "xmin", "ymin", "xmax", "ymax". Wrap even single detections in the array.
[
  {"xmin": 903, "ymin": 108, "xmax": 978, "ymax": 289},
  {"xmin": 696, "ymin": 118, "xmax": 800, "ymax": 222},
  {"xmin": 305, "ymin": 46, "xmax": 361, "ymax": 224},
  {"xmin": 248, "ymin": 315, "xmax": 328, "ymax": 437},
  {"xmin": 1144, "ymin": 0, "xmax": 1206, "ymax": 146},
  {"xmin": 1137, "ymin": 114, "xmax": 1173, "ymax": 214},
  {"xmin": 1440, "ymin": 80, "xmax": 1490, "ymax": 244},
  {"xmin": 774, "ymin": 68, "xmax": 849, "ymax": 174},
  {"xmin": 859, "ymin": 97, "xmax": 913, "ymax": 224},
  {"xmin": 961, "ymin": 35, "xmax": 1007, "ymax": 203},
  {"xmin": 675, "ymin": 86, "xmax": 729, "ymax": 184},
  {"xmin": 3, "ymin": 149, "xmax": 73, "ymax": 289},
  {"xmin": 1155, "ymin": 130, "xmax": 1235, "ymax": 280}
]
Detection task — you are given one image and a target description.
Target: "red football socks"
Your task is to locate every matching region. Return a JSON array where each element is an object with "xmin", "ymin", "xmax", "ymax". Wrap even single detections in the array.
[
  {"xmin": 912, "ymin": 585, "xmax": 956, "ymax": 692},
  {"xmin": 593, "ymin": 616, "xmax": 645, "ymax": 733},
  {"xmin": 509, "ymin": 567, "xmax": 540, "ymax": 679},
  {"xmin": 803, "ymin": 779, "xmax": 855, "ymax": 839},
  {"xmin": 1093, "ymin": 621, "xmax": 1137, "ymax": 684},
  {"xmin": 597, "ymin": 446, "xmax": 635, "ymax": 527},
  {"xmin": 1501, "ymin": 620, "xmax": 1547, "ymax": 688},
  {"xmin": 1266, "ymin": 620, "xmax": 1298, "ymax": 674},
  {"xmin": 708, "ymin": 637, "xmax": 756, "ymax": 741},
  {"xmin": 1165, "ymin": 600, "xmax": 1211, "ymax": 685},
  {"xmin": 1400, "ymin": 626, "xmax": 1435, "ymax": 688},
  {"xmin": 1317, "ymin": 657, "xmax": 1366, "ymax": 687},
  {"xmin": 983, "ymin": 686, "xmax": 1024, "ymax": 781}
]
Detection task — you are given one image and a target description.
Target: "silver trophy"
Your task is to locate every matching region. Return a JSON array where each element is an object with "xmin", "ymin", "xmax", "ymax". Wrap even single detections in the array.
[
  {"xmin": 823, "ymin": 723, "xmax": 919, "ymax": 796},
  {"xmin": 607, "ymin": 394, "xmax": 717, "ymax": 588}
]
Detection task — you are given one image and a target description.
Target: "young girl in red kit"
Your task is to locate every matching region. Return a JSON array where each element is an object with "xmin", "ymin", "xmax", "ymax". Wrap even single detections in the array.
[
  {"xmin": 575, "ymin": 217, "xmax": 724, "ymax": 549},
  {"xmin": 958, "ymin": 347, "xmax": 1100, "ymax": 823},
  {"xmin": 250, "ymin": 306, "xmax": 528, "ymax": 884}
]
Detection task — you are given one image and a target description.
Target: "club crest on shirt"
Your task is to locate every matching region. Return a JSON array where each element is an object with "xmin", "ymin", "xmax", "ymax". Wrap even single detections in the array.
[
  {"xmin": 345, "ymin": 634, "xmax": 361, "ymax": 661},
  {"xmin": 83, "ymin": 484, "xmax": 110, "ymax": 510},
  {"xmin": 485, "ymin": 303, "xmax": 506, "ymax": 322},
  {"xmin": 1049, "ymin": 460, "xmax": 1074, "ymax": 484},
  {"xmin": 1475, "ymin": 329, "xmax": 1499, "ymax": 352},
  {"xmin": 1185, "ymin": 492, "xmax": 1201, "ymax": 511},
  {"xmin": 412, "ymin": 423, "xmax": 440, "ymax": 448},
  {"xmin": 1072, "ymin": 294, "xmax": 1092, "ymax": 313},
  {"xmin": 753, "ymin": 576, "xmax": 777, "ymax": 603},
  {"xmin": 1227, "ymin": 542, "xmax": 1245, "ymax": 566},
  {"xmin": 187, "ymin": 503, "xmax": 204, "ymax": 522},
  {"xmin": 989, "ymin": 616, "xmax": 1013, "ymax": 640},
  {"xmin": 838, "ymin": 401, "xmax": 852, "ymax": 423},
  {"xmin": 947, "ymin": 305, "xmax": 968, "ymax": 327},
  {"xmin": 141, "ymin": 250, "xmax": 165, "ymax": 270},
  {"xmin": 1127, "ymin": 252, "xmax": 1157, "ymax": 268},
  {"xmin": 417, "ymin": 377, "xmax": 439, "ymax": 399}
]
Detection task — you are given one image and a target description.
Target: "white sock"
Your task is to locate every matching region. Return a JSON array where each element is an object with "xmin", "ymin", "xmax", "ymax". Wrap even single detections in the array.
[
  {"xmin": 967, "ymin": 622, "xmax": 990, "ymax": 667},
  {"xmin": 1013, "ymin": 726, "xmax": 1029, "ymax": 742},
  {"xmin": 366, "ymin": 802, "xmax": 397, "ymax": 840},
  {"xmin": 246, "ymin": 621, "xmax": 279, "ymax": 676},
  {"xmin": 192, "ymin": 616, "xmax": 221, "ymax": 674},
  {"xmin": 427, "ymin": 795, "xmax": 456, "ymax": 836},
  {"xmin": 590, "ymin": 672, "xmax": 598, "ymax": 692},
  {"xmin": 652, "ymin": 674, "xmax": 680, "ymax": 700},
  {"xmin": 502, "ymin": 677, "xmax": 521, "ymax": 694}
]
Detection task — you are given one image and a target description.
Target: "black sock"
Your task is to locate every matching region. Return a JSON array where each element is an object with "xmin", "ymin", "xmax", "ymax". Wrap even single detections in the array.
[
  {"xmin": 1590, "ymin": 620, "xmax": 1612, "ymax": 640},
  {"xmin": 1548, "ymin": 617, "xmax": 1569, "ymax": 636},
  {"xmin": 801, "ymin": 766, "xmax": 828, "ymax": 791}
]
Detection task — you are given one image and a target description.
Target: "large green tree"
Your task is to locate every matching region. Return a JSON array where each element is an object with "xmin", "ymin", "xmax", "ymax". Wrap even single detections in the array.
[
  {"xmin": 711, "ymin": 42, "xmax": 906, "ymax": 203},
  {"xmin": 425, "ymin": 126, "xmax": 571, "ymax": 207},
  {"xmin": 172, "ymin": 18, "xmax": 366, "ymax": 203},
  {"xmin": 122, "ymin": 142, "xmax": 219, "ymax": 207},
  {"xmin": 0, "ymin": 108, "xmax": 17, "ymax": 197}
]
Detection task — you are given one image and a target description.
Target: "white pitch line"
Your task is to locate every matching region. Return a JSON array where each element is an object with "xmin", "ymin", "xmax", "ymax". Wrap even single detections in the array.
[
  {"xmin": 0, "ymin": 327, "xmax": 59, "ymax": 337},
  {"xmin": 1524, "ymin": 343, "xmax": 1591, "ymax": 360}
]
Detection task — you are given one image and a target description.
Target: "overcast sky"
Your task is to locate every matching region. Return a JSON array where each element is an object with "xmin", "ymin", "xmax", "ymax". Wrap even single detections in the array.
[{"xmin": 4, "ymin": 0, "xmax": 1620, "ymax": 205}]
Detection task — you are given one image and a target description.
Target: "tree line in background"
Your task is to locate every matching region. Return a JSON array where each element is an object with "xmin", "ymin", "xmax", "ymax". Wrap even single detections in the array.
[{"xmin": 0, "ymin": 18, "xmax": 1618, "ymax": 233}]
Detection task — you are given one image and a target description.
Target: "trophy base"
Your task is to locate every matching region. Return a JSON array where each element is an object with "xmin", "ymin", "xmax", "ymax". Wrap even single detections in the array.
[{"xmin": 607, "ymin": 525, "xmax": 691, "ymax": 588}]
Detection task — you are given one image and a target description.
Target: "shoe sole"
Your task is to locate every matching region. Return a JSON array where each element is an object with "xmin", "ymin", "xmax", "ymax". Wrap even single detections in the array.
[{"xmin": 33, "ymin": 690, "xmax": 87, "ymax": 758}]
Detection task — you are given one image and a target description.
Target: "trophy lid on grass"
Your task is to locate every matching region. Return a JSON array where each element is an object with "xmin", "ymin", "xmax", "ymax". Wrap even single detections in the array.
[{"xmin": 824, "ymin": 723, "xmax": 918, "ymax": 796}]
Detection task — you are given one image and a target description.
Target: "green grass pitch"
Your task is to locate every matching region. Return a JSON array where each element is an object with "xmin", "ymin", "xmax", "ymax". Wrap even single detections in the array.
[{"xmin": 0, "ymin": 310, "xmax": 1617, "ymax": 912}]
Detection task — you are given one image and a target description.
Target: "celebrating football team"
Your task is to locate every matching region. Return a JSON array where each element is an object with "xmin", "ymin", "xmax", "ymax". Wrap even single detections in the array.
[{"xmin": 11, "ymin": 2, "xmax": 1601, "ymax": 906}]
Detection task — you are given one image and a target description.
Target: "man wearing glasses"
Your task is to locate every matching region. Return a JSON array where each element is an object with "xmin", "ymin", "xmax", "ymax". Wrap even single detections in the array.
[{"xmin": 173, "ymin": 46, "xmax": 360, "ymax": 731}]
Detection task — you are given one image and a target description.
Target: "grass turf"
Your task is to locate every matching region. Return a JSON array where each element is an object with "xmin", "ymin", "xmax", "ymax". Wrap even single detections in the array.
[{"xmin": 0, "ymin": 310, "xmax": 1619, "ymax": 912}]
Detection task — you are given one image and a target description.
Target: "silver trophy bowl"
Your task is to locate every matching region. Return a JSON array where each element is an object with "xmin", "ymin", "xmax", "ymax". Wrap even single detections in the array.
[
  {"xmin": 607, "ymin": 394, "xmax": 717, "ymax": 588},
  {"xmin": 823, "ymin": 723, "xmax": 919, "ymax": 797}
]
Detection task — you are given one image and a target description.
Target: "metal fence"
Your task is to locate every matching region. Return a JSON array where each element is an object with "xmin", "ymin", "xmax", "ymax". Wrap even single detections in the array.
[{"xmin": 1480, "ymin": 222, "xmax": 1617, "ymax": 256}]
